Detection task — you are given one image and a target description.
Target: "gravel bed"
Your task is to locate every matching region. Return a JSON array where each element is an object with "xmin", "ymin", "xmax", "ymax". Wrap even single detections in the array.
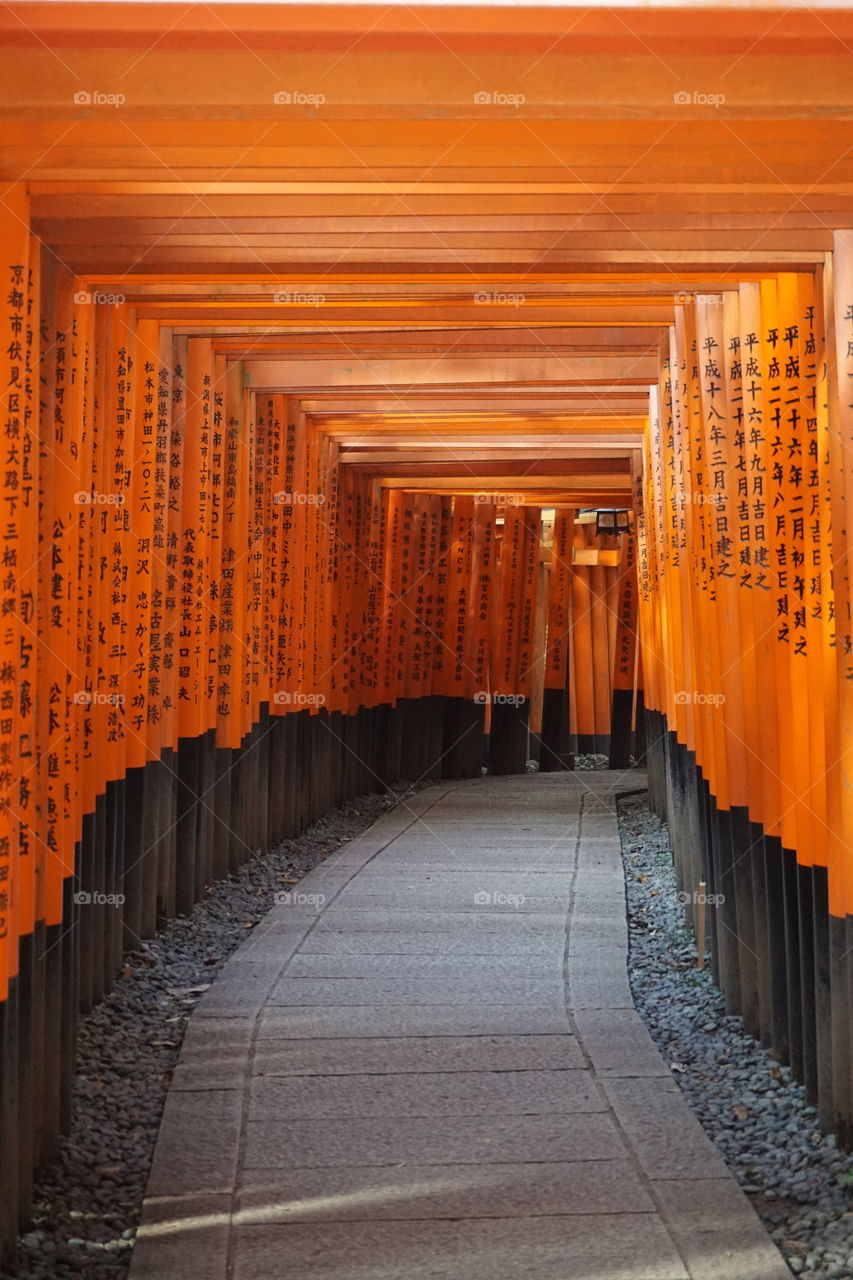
[
  {"xmin": 0, "ymin": 780, "xmax": 434, "ymax": 1280},
  {"xmin": 574, "ymin": 752, "xmax": 610, "ymax": 770},
  {"xmin": 617, "ymin": 790, "xmax": 853, "ymax": 1280}
]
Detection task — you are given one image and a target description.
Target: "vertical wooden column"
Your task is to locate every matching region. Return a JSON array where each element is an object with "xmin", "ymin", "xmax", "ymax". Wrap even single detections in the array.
[
  {"xmin": 829, "ymin": 234, "xmax": 853, "ymax": 1139},
  {"xmin": 608, "ymin": 516, "xmax": 638, "ymax": 771},
  {"xmin": 539, "ymin": 507, "xmax": 574, "ymax": 771}
]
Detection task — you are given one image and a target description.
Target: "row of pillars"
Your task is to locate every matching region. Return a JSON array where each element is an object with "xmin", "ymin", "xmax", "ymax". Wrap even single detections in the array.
[{"xmin": 646, "ymin": 708, "xmax": 850, "ymax": 1145}]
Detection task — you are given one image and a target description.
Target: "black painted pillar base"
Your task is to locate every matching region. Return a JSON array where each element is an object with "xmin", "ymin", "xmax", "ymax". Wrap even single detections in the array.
[
  {"xmin": 654, "ymin": 709, "xmax": 853, "ymax": 1151},
  {"xmin": 41, "ymin": 917, "xmax": 64, "ymax": 1170},
  {"xmin": 175, "ymin": 737, "xmax": 202, "ymax": 916},
  {"xmin": 487, "ymin": 701, "xmax": 528, "ymax": 775},
  {"xmin": 371, "ymin": 703, "xmax": 394, "ymax": 788},
  {"xmin": 633, "ymin": 690, "xmax": 647, "ymax": 764},
  {"xmin": 211, "ymin": 745, "xmax": 234, "ymax": 881},
  {"xmin": 441, "ymin": 696, "xmax": 485, "ymax": 779},
  {"xmin": 830, "ymin": 915, "xmax": 853, "ymax": 1144},
  {"xmin": 15, "ymin": 932, "xmax": 34, "ymax": 1229},
  {"xmin": 643, "ymin": 708, "xmax": 667, "ymax": 817},
  {"xmin": 573, "ymin": 733, "xmax": 610, "ymax": 757},
  {"xmin": 813, "ymin": 867, "xmax": 833, "ymax": 1128},
  {"xmin": 417, "ymin": 696, "xmax": 445, "ymax": 781},
  {"xmin": 60, "ymin": 874, "xmax": 78, "ymax": 1132},
  {"xmin": 397, "ymin": 698, "xmax": 422, "ymax": 779},
  {"xmin": 0, "ymin": 979, "xmax": 19, "ymax": 1252},
  {"xmin": 537, "ymin": 687, "xmax": 573, "ymax": 772},
  {"xmin": 107, "ymin": 776, "xmax": 126, "ymax": 976},
  {"xmin": 158, "ymin": 748, "xmax": 177, "ymax": 922},
  {"xmin": 763, "ymin": 833, "xmax": 789, "ymax": 1063},
  {"xmin": 608, "ymin": 687, "xmax": 634, "ymax": 770},
  {"xmin": 729, "ymin": 805, "xmax": 760, "ymax": 1039}
]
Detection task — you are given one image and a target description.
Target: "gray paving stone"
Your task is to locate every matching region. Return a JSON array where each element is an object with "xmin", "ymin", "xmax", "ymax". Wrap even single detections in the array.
[
  {"xmin": 567, "ymin": 951, "xmax": 635, "ymax": 1010},
  {"xmin": 130, "ymin": 1193, "xmax": 231, "ymax": 1280},
  {"xmin": 352, "ymin": 835, "xmax": 577, "ymax": 848},
  {"xmin": 257, "ymin": 1003, "xmax": 573, "ymax": 1039},
  {"xmin": 147, "ymin": 1091, "xmax": 243, "ymax": 1196},
  {"xmin": 333, "ymin": 885, "xmax": 572, "ymax": 912},
  {"xmin": 352, "ymin": 861, "xmax": 574, "ymax": 877},
  {"xmin": 249, "ymin": 908, "xmax": 329, "ymax": 938},
  {"xmin": 243, "ymin": 1110, "xmax": 629, "ymax": 1169},
  {"xmin": 361, "ymin": 861, "xmax": 574, "ymax": 879},
  {"xmin": 652, "ymin": 1178, "xmax": 792, "ymax": 1280},
  {"xmin": 305, "ymin": 908, "xmax": 568, "ymax": 933},
  {"xmin": 399, "ymin": 834, "xmax": 578, "ymax": 844},
  {"xmin": 232, "ymin": 1215, "xmax": 688, "ymax": 1280},
  {"xmin": 604, "ymin": 1078, "xmax": 731, "ymax": 1179},
  {"xmin": 568, "ymin": 915, "xmax": 629, "ymax": 950},
  {"xmin": 170, "ymin": 1017, "xmax": 253, "ymax": 1091},
  {"xmin": 573, "ymin": 1009, "xmax": 671, "ymax": 1077},
  {"xmin": 237, "ymin": 1158, "xmax": 654, "ymax": 1222},
  {"xmin": 573, "ymin": 867, "xmax": 628, "ymax": 903},
  {"xmin": 193, "ymin": 961, "xmax": 283, "ymax": 1018},
  {"xmin": 273, "ymin": 876, "xmax": 354, "ymax": 907},
  {"xmin": 252, "ymin": 1034, "xmax": 584, "ymax": 1075},
  {"xmin": 402, "ymin": 820, "xmax": 578, "ymax": 830},
  {"xmin": 265, "ymin": 975, "xmax": 566, "ymax": 1007},
  {"xmin": 576, "ymin": 838, "xmax": 623, "ymax": 870},
  {"xmin": 284, "ymin": 952, "xmax": 561, "ymax": 979},
  {"xmin": 349, "ymin": 868, "xmax": 572, "ymax": 886},
  {"xmin": 230, "ymin": 930, "xmax": 314, "ymax": 964},
  {"xmin": 248, "ymin": 1068, "xmax": 603, "ymax": 1120},
  {"xmin": 296, "ymin": 929, "xmax": 559, "ymax": 957}
]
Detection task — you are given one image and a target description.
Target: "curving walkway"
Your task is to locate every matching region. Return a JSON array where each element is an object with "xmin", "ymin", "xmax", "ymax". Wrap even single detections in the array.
[{"xmin": 129, "ymin": 773, "xmax": 790, "ymax": 1280}]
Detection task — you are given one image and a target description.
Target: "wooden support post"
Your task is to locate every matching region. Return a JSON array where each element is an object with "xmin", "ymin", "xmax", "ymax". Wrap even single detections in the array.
[
  {"xmin": 609, "ymin": 519, "xmax": 638, "ymax": 770},
  {"xmin": 15, "ymin": 935, "xmax": 34, "ymax": 1228},
  {"xmin": 696, "ymin": 882, "xmax": 706, "ymax": 969},
  {"xmin": 0, "ymin": 984, "xmax": 19, "ymax": 1251},
  {"xmin": 175, "ymin": 739, "xmax": 201, "ymax": 916}
]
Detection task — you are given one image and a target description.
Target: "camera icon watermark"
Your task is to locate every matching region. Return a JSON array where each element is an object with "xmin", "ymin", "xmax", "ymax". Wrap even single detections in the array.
[
  {"xmin": 474, "ymin": 691, "xmax": 527, "ymax": 707},
  {"xmin": 274, "ymin": 890, "xmax": 326, "ymax": 908},
  {"xmin": 473, "ymin": 890, "xmax": 526, "ymax": 907},
  {"xmin": 273, "ymin": 90, "xmax": 326, "ymax": 106},
  {"xmin": 74, "ymin": 490, "xmax": 125, "ymax": 506},
  {"xmin": 474, "ymin": 491, "xmax": 524, "ymax": 507},
  {"xmin": 273, "ymin": 291, "xmax": 325, "ymax": 306},
  {"xmin": 673, "ymin": 90, "xmax": 725, "ymax": 108},
  {"xmin": 73, "ymin": 689, "xmax": 125, "ymax": 707},
  {"xmin": 273, "ymin": 690, "xmax": 327, "ymax": 707},
  {"xmin": 73, "ymin": 90, "xmax": 126, "ymax": 108},
  {"xmin": 677, "ymin": 889, "xmax": 725, "ymax": 907},
  {"xmin": 473, "ymin": 90, "xmax": 526, "ymax": 107},
  {"xmin": 74, "ymin": 890, "xmax": 126, "ymax": 907},
  {"xmin": 674, "ymin": 690, "xmax": 726, "ymax": 707},
  {"xmin": 73, "ymin": 290, "xmax": 125, "ymax": 306},
  {"xmin": 473, "ymin": 290, "xmax": 525, "ymax": 307},
  {"xmin": 273, "ymin": 490, "xmax": 327, "ymax": 506}
]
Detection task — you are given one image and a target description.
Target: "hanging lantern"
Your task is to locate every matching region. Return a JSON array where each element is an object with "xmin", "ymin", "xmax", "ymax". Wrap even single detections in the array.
[{"xmin": 596, "ymin": 509, "xmax": 631, "ymax": 536}]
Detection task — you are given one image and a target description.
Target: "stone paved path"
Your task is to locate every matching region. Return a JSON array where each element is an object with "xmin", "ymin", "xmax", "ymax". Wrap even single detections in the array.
[{"xmin": 129, "ymin": 772, "xmax": 790, "ymax": 1280}]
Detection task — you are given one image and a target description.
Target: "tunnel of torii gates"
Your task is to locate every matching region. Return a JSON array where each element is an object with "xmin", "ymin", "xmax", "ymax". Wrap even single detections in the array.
[{"xmin": 1, "ymin": 0, "xmax": 853, "ymax": 1257}]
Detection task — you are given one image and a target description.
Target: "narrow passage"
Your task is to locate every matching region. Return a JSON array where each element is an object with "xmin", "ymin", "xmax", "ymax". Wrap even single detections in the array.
[{"xmin": 131, "ymin": 773, "xmax": 788, "ymax": 1280}]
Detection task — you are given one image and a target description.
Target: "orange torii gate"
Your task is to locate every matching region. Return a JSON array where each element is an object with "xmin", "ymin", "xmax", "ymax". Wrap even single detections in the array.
[{"xmin": 1, "ymin": 0, "xmax": 853, "ymax": 1264}]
